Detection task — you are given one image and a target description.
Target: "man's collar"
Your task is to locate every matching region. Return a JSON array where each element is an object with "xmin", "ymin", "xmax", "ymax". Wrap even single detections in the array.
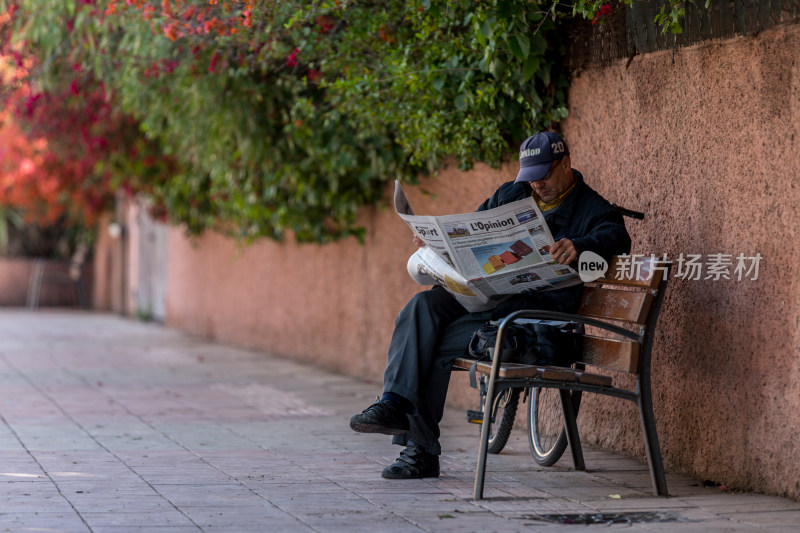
[{"xmin": 543, "ymin": 170, "xmax": 584, "ymax": 222}]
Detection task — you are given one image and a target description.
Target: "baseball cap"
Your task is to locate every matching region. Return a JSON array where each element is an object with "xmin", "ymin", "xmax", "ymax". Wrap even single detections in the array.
[{"xmin": 514, "ymin": 131, "xmax": 570, "ymax": 183}]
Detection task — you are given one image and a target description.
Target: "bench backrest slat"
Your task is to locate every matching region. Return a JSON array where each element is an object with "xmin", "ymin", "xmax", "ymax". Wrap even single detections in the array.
[
  {"xmin": 597, "ymin": 256, "xmax": 665, "ymax": 289},
  {"xmin": 581, "ymin": 335, "xmax": 640, "ymax": 373},
  {"xmin": 578, "ymin": 286, "xmax": 654, "ymax": 325}
]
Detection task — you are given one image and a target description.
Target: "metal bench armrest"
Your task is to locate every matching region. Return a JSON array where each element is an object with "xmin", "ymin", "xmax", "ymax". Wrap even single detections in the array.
[{"xmin": 497, "ymin": 309, "xmax": 643, "ymax": 342}]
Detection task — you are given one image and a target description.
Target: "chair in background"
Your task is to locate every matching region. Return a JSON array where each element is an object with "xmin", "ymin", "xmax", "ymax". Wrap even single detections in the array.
[{"xmin": 26, "ymin": 243, "xmax": 89, "ymax": 309}]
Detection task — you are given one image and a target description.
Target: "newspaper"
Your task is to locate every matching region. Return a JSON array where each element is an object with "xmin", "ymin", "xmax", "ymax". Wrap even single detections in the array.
[{"xmin": 395, "ymin": 180, "xmax": 582, "ymax": 312}]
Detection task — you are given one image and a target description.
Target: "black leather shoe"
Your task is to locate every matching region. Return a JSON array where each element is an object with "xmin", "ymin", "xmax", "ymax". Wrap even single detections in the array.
[
  {"xmin": 349, "ymin": 401, "xmax": 409, "ymax": 435},
  {"xmin": 382, "ymin": 445, "xmax": 440, "ymax": 479}
]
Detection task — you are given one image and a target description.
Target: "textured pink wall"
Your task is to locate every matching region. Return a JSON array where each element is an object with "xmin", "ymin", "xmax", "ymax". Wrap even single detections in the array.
[
  {"xmin": 164, "ymin": 23, "xmax": 800, "ymax": 499},
  {"xmin": 561, "ymin": 24, "xmax": 800, "ymax": 498}
]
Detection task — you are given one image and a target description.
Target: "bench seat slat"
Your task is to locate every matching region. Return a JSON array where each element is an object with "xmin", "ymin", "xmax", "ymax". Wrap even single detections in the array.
[{"xmin": 452, "ymin": 357, "xmax": 613, "ymax": 387}]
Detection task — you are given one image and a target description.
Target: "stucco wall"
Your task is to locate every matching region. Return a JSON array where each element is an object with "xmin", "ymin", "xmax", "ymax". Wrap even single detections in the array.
[
  {"xmin": 162, "ymin": 23, "xmax": 800, "ymax": 499},
  {"xmin": 560, "ymin": 23, "xmax": 800, "ymax": 498}
]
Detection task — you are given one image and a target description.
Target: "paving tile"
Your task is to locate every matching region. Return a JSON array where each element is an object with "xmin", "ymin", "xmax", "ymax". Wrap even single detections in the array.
[
  {"xmin": 152, "ymin": 484, "xmax": 265, "ymax": 507},
  {"xmin": 92, "ymin": 525, "xmax": 200, "ymax": 533},
  {"xmin": 289, "ymin": 509, "xmax": 424, "ymax": 530},
  {"xmin": 186, "ymin": 510, "xmax": 317, "ymax": 532},
  {"xmin": 80, "ymin": 510, "xmax": 197, "ymax": 528},
  {"xmin": 200, "ymin": 526, "xmax": 313, "ymax": 533},
  {"xmin": 0, "ymin": 511, "xmax": 92, "ymax": 532},
  {"xmin": 719, "ymin": 508, "xmax": 800, "ymax": 527},
  {"xmin": 637, "ymin": 519, "xmax": 763, "ymax": 532},
  {"xmin": 578, "ymin": 497, "xmax": 697, "ymax": 511},
  {"xmin": 681, "ymin": 491, "xmax": 800, "ymax": 511}
]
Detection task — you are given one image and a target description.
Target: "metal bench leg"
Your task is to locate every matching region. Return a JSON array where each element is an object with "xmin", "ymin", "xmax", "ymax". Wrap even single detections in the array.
[
  {"xmin": 473, "ymin": 378, "xmax": 496, "ymax": 500},
  {"xmin": 638, "ymin": 391, "xmax": 669, "ymax": 496},
  {"xmin": 559, "ymin": 389, "xmax": 585, "ymax": 470},
  {"xmin": 473, "ymin": 343, "xmax": 508, "ymax": 499}
]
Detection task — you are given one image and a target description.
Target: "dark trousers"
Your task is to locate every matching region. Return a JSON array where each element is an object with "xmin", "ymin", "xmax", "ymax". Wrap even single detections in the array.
[{"xmin": 382, "ymin": 286, "xmax": 491, "ymax": 455}]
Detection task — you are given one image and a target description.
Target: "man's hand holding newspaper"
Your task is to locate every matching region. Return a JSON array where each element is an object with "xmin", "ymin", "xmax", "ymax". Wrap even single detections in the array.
[{"xmin": 395, "ymin": 181, "xmax": 581, "ymax": 312}]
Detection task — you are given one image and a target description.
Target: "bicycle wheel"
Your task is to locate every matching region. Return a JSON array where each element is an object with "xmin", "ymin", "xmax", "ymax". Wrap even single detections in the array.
[
  {"xmin": 527, "ymin": 387, "xmax": 582, "ymax": 466},
  {"xmin": 480, "ymin": 385, "xmax": 521, "ymax": 454}
]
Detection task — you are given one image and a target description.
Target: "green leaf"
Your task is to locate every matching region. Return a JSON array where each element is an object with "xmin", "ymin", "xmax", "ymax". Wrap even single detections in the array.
[
  {"xmin": 513, "ymin": 34, "xmax": 530, "ymax": 59},
  {"xmin": 538, "ymin": 64, "xmax": 551, "ymax": 86},
  {"xmin": 474, "ymin": 24, "xmax": 487, "ymax": 47},
  {"xmin": 531, "ymin": 33, "xmax": 547, "ymax": 55},
  {"xmin": 479, "ymin": 19, "xmax": 492, "ymax": 39},
  {"xmin": 522, "ymin": 54, "xmax": 539, "ymax": 82},
  {"xmin": 489, "ymin": 57, "xmax": 506, "ymax": 78}
]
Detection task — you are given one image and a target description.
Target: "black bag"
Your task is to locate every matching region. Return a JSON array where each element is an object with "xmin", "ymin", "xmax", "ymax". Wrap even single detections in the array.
[
  {"xmin": 466, "ymin": 320, "xmax": 583, "ymax": 366},
  {"xmin": 532, "ymin": 321, "xmax": 584, "ymax": 367},
  {"xmin": 466, "ymin": 320, "xmax": 529, "ymax": 363}
]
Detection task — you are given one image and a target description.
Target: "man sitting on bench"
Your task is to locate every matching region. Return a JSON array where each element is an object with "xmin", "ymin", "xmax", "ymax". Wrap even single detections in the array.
[{"xmin": 349, "ymin": 131, "xmax": 632, "ymax": 479}]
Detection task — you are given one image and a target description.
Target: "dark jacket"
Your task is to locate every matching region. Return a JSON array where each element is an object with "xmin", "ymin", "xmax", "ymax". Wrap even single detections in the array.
[{"xmin": 477, "ymin": 170, "xmax": 631, "ymax": 318}]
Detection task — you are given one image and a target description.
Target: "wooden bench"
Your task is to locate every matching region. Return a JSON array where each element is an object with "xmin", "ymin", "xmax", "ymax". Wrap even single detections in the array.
[{"xmin": 453, "ymin": 255, "xmax": 671, "ymax": 499}]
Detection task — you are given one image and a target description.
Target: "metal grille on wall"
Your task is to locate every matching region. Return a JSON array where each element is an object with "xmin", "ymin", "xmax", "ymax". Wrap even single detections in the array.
[{"xmin": 567, "ymin": 0, "xmax": 800, "ymax": 69}]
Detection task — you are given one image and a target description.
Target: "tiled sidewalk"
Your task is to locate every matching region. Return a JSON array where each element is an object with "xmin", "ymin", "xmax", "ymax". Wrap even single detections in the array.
[{"xmin": 0, "ymin": 310, "xmax": 797, "ymax": 532}]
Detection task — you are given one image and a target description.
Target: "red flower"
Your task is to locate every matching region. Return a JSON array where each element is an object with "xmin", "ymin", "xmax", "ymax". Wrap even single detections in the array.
[
  {"xmin": 164, "ymin": 23, "xmax": 179, "ymax": 41},
  {"xmin": 24, "ymin": 93, "xmax": 43, "ymax": 118},
  {"xmin": 591, "ymin": 4, "xmax": 613, "ymax": 25},
  {"xmin": 209, "ymin": 53, "xmax": 220, "ymax": 73},
  {"xmin": 315, "ymin": 15, "xmax": 334, "ymax": 34},
  {"xmin": 286, "ymin": 47, "xmax": 299, "ymax": 68},
  {"xmin": 308, "ymin": 69, "xmax": 322, "ymax": 83},
  {"xmin": 161, "ymin": 60, "xmax": 178, "ymax": 74}
]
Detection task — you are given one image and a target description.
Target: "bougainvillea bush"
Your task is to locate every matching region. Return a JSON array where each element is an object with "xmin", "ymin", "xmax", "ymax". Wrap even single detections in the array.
[
  {"xmin": 0, "ymin": 1, "xmax": 695, "ymax": 244},
  {"xmin": 0, "ymin": 5, "xmax": 173, "ymax": 253}
]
